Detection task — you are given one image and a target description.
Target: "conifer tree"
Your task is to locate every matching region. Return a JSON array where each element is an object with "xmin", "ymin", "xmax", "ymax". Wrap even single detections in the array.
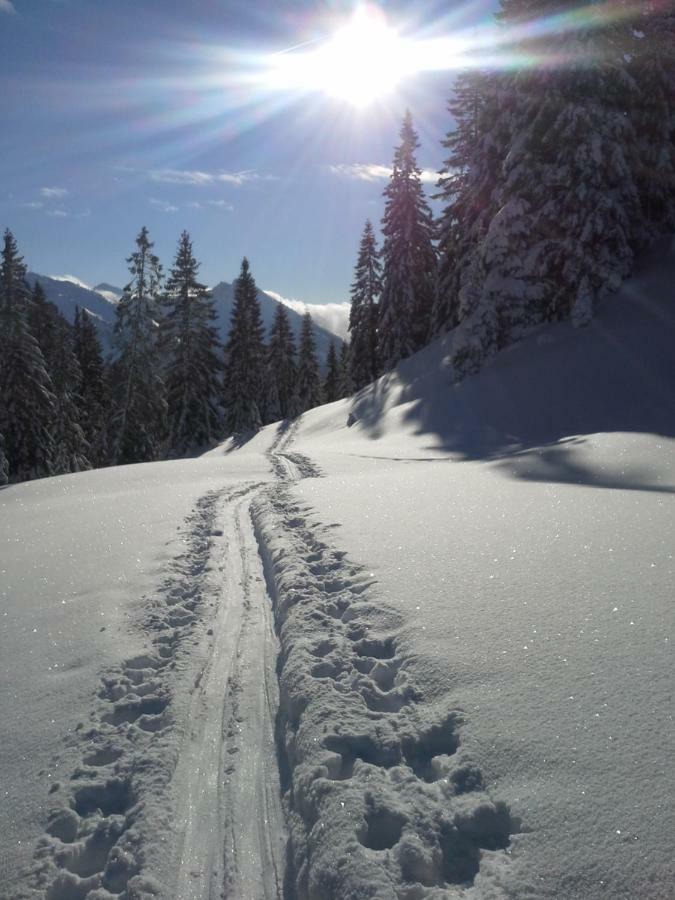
[
  {"xmin": 74, "ymin": 307, "xmax": 109, "ymax": 466},
  {"xmin": 110, "ymin": 226, "xmax": 167, "ymax": 464},
  {"xmin": 266, "ymin": 302, "xmax": 297, "ymax": 420},
  {"xmin": 0, "ymin": 230, "xmax": 56, "ymax": 481},
  {"xmin": 161, "ymin": 232, "xmax": 222, "ymax": 453},
  {"xmin": 29, "ymin": 285, "xmax": 90, "ymax": 474},
  {"xmin": 434, "ymin": 70, "xmax": 508, "ymax": 335},
  {"xmin": 629, "ymin": 3, "xmax": 675, "ymax": 238},
  {"xmin": 348, "ymin": 220, "xmax": 381, "ymax": 390},
  {"xmin": 338, "ymin": 341, "xmax": 352, "ymax": 399},
  {"xmin": 323, "ymin": 340, "xmax": 341, "ymax": 403},
  {"xmin": 378, "ymin": 111, "xmax": 437, "ymax": 370},
  {"xmin": 294, "ymin": 312, "xmax": 322, "ymax": 414},
  {"xmin": 224, "ymin": 258, "xmax": 266, "ymax": 434},
  {"xmin": 49, "ymin": 315, "xmax": 91, "ymax": 474}
]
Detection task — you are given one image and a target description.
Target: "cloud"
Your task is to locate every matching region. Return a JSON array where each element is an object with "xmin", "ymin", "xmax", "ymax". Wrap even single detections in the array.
[
  {"xmin": 329, "ymin": 163, "xmax": 438, "ymax": 184},
  {"xmin": 0, "ymin": 0, "xmax": 16, "ymax": 14},
  {"xmin": 264, "ymin": 290, "xmax": 351, "ymax": 341},
  {"xmin": 22, "ymin": 201, "xmax": 44, "ymax": 210},
  {"xmin": 208, "ymin": 199, "xmax": 234, "ymax": 210},
  {"xmin": 149, "ymin": 168, "xmax": 267, "ymax": 187},
  {"xmin": 40, "ymin": 187, "xmax": 69, "ymax": 199},
  {"xmin": 149, "ymin": 198, "xmax": 179, "ymax": 213},
  {"xmin": 46, "ymin": 209, "xmax": 69, "ymax": 218}
]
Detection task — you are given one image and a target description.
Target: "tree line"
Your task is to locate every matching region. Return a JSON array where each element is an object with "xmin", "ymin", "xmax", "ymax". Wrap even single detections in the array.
[
  {"xmin": 0, "ymin": 228, "xmax": 349, "ymax": 484},
  {"xmin": 346, "ymin": 1, "xmax": 675, "ymax": 389}
]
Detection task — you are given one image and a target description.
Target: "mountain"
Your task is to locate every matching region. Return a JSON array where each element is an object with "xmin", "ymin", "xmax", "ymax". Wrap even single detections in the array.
[
  {"xmin": 93, "ymin": 282, "xmax": 123, "ymax": 303},
  {"xmin": 28, "ymin": 273, "xmax": 344, "ymax": 362},
  {"xmin": 26, "ymin": 272, "xmax": 117, "ymax": 349}
]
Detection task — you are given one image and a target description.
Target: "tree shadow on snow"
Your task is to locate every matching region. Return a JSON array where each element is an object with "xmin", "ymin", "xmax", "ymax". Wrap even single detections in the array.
[{"xmin": 350, "ymin": 245, "xmax": 675, "ymax": 495}]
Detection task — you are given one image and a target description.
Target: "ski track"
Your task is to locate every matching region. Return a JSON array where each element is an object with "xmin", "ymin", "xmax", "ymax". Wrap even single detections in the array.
[{"xmin": 19, "ymin": 418, "xmax": 519, "ymax": 900}]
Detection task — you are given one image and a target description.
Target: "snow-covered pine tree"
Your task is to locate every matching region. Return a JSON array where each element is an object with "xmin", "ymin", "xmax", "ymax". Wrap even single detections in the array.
[
  {"xmin": 109, "ymin": 226, "xmax": 167, "ymax": 464},
  {"xmin": 629, "ymin": 2, "xmax": 675, "ymax": 239},
  {"xmin": 378, "ymin": 111, "xmax": 437, "ymax": 370},
  {"xmin": 454, "ymin": 0, "xmax": 641, "ymax": 373},
  {"xmin": 434, "ymin": 69, "xmax": 510, "ymax": 336},
  {"xmin": 28, "ymin": 285, "xmax": 90, "ymax": 474},
  {"xmin": 338, "ymin": 341, "xmax": 352, "ymax": 399},
  {"xmin": 48, "ymin": 314, "xmax": 91, "ymax": 475},
  {"xmin": 348, "ymin": 219, "xmax": 381, "ymax": 390},
  {"xmin": 266, "ymin": 302, "xmax": 297, "ymax": 421},
  {"xmin": 73, "ymin": 307, "xmax": 109, "ymax": 466},
  {"xmin": 323, "ymin": 340, "xmax": 340, "ymax": 403},
  {"xmin": 161, "ymin": 231, "xmax": 222, "ymax": 454},
  {"xmin": 0, "ymin": 230, "xmax": 56, "ymax": 481},
  {"xmin": 223, "ymin": 258, "xmax": 266, "ymax": 435},
  {"xmin": 294, "ymin": 312, "xmax": 322, "ymax": 414}
]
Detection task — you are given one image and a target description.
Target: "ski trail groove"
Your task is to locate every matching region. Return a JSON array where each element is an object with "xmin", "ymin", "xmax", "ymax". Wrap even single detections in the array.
[
  {"xmin": 22, "ymin": 480, "xmax": 287, "ymax": 900},
  {"xmin": 256, "ymin": 437, "xmax": 522, "ymax": 899}
]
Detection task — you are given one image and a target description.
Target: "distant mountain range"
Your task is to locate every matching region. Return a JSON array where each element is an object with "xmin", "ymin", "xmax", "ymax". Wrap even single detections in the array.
[{"xmin": 25, "ymin": 273, "xmax": 344, "ymax": 362}]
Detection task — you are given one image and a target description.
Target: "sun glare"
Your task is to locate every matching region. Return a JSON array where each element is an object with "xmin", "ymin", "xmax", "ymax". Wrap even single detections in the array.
[{"xmin": 266, "ymin": 6, "xmax": 412, "ymax": 108}]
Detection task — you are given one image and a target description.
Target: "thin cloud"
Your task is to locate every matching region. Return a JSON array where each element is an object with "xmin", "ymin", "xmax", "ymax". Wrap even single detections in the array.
[
  {"xmin": 0, "ymin": 0, "xmax": 17, "ymax": 14},
  {"xmin": 40, "ymin": 187, "xmax": 69, "ymax": 199},
  {"xmin": 329, "ymin": 163, "xmax": 438, "ymax": 184},
  {"xmin": 22, "ymin": 201, "xmax": 44, "ymax": 210},
  {"xmin": 46, "ymin": 209, "xmax": 70, "ymax": 218},
  {"xmin": 149, "ymin": 168, "xmax": 268, "ymax": 187},
  {"xmin": 208, "ymin": 199, "xmax": 234, "ymax": 210},
  {"xmin": 149, "ymin": 198, "xmax": 179, "ymax": 213}
]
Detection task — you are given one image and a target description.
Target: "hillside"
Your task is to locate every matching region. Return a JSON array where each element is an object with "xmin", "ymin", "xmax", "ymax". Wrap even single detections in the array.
[{"xmin": 1, "ymin": 245, "xmax": 673, "ymax": 900}]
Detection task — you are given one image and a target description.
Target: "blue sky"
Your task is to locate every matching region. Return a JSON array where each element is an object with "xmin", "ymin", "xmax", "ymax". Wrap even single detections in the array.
[{"xmin": 0, "ymin": 0, "xmax": 497, "ymax": 305}]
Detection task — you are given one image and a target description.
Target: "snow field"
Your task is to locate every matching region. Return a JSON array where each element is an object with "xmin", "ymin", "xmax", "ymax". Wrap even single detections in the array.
[{"xmin": 252, "ymin": 449, "xmax": 520, "ymax": 899}]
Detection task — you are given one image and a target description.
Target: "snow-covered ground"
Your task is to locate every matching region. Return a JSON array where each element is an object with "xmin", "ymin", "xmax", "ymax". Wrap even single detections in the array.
[{"xmin": 1, "ymin": 245, "xmax": 674, "ymax": 899}]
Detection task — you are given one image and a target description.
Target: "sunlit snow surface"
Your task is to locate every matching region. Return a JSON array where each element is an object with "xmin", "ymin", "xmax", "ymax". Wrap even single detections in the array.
[{"xmin": 1, "ymin": 241, "xmax": 674, "ymax": 898}]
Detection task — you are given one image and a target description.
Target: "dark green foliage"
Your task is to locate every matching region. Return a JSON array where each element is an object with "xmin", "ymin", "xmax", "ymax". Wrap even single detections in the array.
[
  {"xmin": 161, "ymin": 231, "xmax": 222, "ymax": 454},
  {"xmin": 378, "ymin": 112, "xmax": 437, "ymax": 370},
  {"xmin": 74, "ymin": 307, "xmax": 109, "ymax": 466},
  {"xmin": 0, "ymin": 230, "xmax": 56, "ymax": 481},
  {"xmin": 295, "ymin": 312, "xmax": 322, "ymax": 414},
  {"xmin": 224, "ymin": 258, "xmax": 266, "ymax": 434},
  {"xmin": 110, "ymin": 226, "xmax": 167, "ymax": 464},
  {"xmin": 348, "ymin": 220, "xmax": 381, "ymax": 390},
  {"xmin": 323, "ymin": 340, "xmax": 340, "ymax": 403},
  {"xmin": 266, "ymin": 302, "xmax": 297, "ymax": 421}
]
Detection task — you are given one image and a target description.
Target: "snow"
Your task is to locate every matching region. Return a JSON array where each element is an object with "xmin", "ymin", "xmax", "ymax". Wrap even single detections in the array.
[{"xmin": 1, "ymin": 243, "xmax": 674, "ymax": 899}]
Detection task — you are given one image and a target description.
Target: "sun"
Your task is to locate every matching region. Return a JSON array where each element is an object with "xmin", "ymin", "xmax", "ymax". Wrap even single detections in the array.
[{"xmin": 266, "ymin": 6, "xmax": 412, "ymax": 108}]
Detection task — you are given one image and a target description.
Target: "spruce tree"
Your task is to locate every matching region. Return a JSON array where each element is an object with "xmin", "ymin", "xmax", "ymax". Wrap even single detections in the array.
[
  {"xmin": 29, "ymin": 285, "xmax": 90, "ymax": 474},
  {"xmin": 110, "ymin": 226, "xmax": 167, "ymax": 464},
  {"xmin": 266, "ymin": 302, "xmax": 297, "ymax": 421},
  {"xmin": 338, "ymin": 341, "xmax": 352, "ymax": 399},
  {"xmin": 74, "ymin": 307, "xmax": 109, "ymax": 466},
  {"xmin": 348, "ymin": 220, "xmax": 381, "ymax": 390},
  {"xmin": 224, "ymin": 258, "xmax": 266, "ymax": 434},
  {"xmin": 49, "ymin": 314, "xmax": 91, "ymax": 474},
  {"xmin": 0, "ymin": 230, "xmax": 56, "ymax": 481},
  {"xmin": 161, "ymin": 231, "xmax": 222, "ymax": 453},
  {"xmin": 294, "ymin": 312, "xmax": 322, "ymax": 414},
  {"xmin": 629, "ymin": 3, "xmax": 675, "ymax": 238},
  {"xmin": 323, "ymin": 340, "xmax": 340, "ymax": 403},
  {"xmin": 378, "ymin": 111, "xmax": 437, "ymax": 370}
]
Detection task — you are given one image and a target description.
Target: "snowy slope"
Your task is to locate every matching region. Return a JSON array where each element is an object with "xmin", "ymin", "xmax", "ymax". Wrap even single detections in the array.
[{"xmin": 1, "ymin": 244, "xmax": 673, "ymax": 899}]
